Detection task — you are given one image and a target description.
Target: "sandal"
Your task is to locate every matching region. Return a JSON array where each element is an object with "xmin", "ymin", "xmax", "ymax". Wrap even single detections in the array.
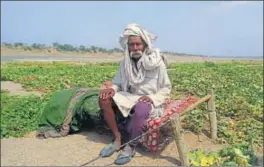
[
  {"xmin": 99, "ymin": 140, "xmax": 121, "ymax": 157},
  {"xmin": 99, "ymin": 143, "xmax": 116, "ymax": 157},
  {"xmin": 114, "ymin": 145, "xmax": 136, "ymax": 165}
]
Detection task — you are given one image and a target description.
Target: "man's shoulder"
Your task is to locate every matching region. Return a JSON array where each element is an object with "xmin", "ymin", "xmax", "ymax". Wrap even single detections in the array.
[
  {"xmin": 148, "ymin": 48, "xmax": 169, "ymax": 69},
  {"xmin": 119, "ymin": 59, "xmax": 125, "ymax": 65},
  {"xmin": 115, "ymin": 58, "xmax": 125, "ymax": 69},
  {"xmin": 159, "ymin": 53, "xmax": 169, "ymax": 68},
  {"xmin": 157, "ymin": 58, "xmax": 167, "ymax": 70}
]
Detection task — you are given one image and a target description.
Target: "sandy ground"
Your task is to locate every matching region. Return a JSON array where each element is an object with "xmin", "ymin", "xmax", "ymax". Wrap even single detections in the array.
[
  {"xmin": 2, "ymin": 47, "xmax": 263, "ymax": 64},
  {"xmin": 1, "ymin": 81, "xmax": 42, "ymax": 96},
  {"xmin": 1, "ymin": 130, "xmax": 224, "ymax": 166},
  {"xmin": 2, "ymin": 55, "xmax": 262, "ymax": 67}
]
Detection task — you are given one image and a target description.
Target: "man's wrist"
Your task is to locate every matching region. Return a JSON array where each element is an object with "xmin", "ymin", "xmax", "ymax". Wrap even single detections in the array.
[{"xmin": 111, "ymin": 84, "xmax": 119, "ymax": 92}]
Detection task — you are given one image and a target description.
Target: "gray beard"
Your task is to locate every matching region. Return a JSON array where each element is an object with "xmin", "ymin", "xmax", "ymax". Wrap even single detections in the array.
[{"xmin": 130, "ymin": 51, "xmax": 143, "ymax": 59}]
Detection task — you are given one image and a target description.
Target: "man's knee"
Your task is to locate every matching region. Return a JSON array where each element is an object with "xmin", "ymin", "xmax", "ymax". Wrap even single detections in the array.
[
  {"xmin": 99, "ymin": 98, "xmax": 112, "ymax": 111},
  {"xmin": 134, "ymin": 102, "xmax": 152, "ymax": 114},
  {"xmin": 132, "ymin": 102, "xmax": 152, "ymax": 119},
  {"xmin": 126, "ymin": 102, "xmax": 151, "ymax": 134}
]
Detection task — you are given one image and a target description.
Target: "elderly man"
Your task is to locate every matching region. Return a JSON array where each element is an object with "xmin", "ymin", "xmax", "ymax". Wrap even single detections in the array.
[{"xmin": 99, "ymin": 23, "xmax": 171, "ymax": 165}]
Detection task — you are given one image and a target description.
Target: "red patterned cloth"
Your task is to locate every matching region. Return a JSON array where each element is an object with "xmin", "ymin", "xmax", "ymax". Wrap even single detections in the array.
[{"xmin": 141, "ymin": 96, "xmax": 199, "ymax": 152}]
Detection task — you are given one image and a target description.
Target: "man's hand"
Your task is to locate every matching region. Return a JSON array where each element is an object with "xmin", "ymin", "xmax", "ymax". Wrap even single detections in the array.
[
  {"xmin": 138, "ymin": 96, "xmax": 153, "ymax": 103},
  {"xmin": 99, "ymin": 88, "xmax": 115, "ymax": 99}
]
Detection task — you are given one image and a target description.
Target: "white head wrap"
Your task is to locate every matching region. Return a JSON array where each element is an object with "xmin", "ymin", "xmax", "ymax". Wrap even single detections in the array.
[
  {"xmin": 118, "ymin": 23, "xmax": 168, "ymax": 91},
  {"xmin": 119, "ymin": 23, "xmax": 157, "ymax": 50}
]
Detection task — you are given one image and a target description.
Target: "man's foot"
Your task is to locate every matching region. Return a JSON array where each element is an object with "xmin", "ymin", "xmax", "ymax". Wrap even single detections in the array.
[
  {"xmin": 99, "ymin": 139, "xmax": 121, "ymax": 157},
  {"xmin": 114, "ymin": 144, "xmax": 136, "ymax": 165}
]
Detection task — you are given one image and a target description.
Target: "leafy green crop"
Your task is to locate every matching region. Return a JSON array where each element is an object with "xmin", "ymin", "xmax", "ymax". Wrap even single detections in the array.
[
  {"xmin": 1, "ymin": 90, "xmax": 48, "ymax": 138},
  {"xmin": 188, "ymin": 142, "xmax": 258, "ymax": 166},
  {"xmin": 1, "ymin": 62, "xmax": 118, "ymax": 93},
  {"xmin": 1, "ymin": 61, "xmax": 263, "ymax": 149},
  {"xmin": 184, "ymin": 108, "xmax": 208, "ymax": 134},
  {"xmin": 168, "ymin": 62, "xmax": 263, "ymax": 145}
]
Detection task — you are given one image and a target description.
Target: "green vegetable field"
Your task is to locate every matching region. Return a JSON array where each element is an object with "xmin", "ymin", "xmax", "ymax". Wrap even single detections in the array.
[{"xmin": 1, "ymin": 61, "xmax": 263, "ymax": 166}]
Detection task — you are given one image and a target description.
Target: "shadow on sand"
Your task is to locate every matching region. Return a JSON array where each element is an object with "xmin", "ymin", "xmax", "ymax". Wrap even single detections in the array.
[{"xmin": 74, "ymin": 127, "xmax": 181, "ymax": 166}]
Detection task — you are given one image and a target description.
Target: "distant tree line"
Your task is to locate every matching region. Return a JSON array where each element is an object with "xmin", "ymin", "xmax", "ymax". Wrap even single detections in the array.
[
  {"xmin": 162, "ymin": 51, "xmax": 206, "ymax": 57},
  {"xmin": 1, "ymin": 42, "xmax": 123, "ymax": 54},
  {"xmin": 1, "ymin": 42, "xmax": 206, "ymax": 57}
]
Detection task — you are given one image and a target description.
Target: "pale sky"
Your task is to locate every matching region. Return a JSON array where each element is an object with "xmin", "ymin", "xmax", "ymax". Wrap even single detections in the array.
[{"xmin": 1, "ymin": 1, "xmax": 263, "ymax": 57}]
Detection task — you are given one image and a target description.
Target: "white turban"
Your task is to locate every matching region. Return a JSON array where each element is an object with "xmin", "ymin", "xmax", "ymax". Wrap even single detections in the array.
[
  {"xmin": 118, "ymin": 23, "xmax": 168, "ymax": 91},
  {"xmin": 119, "ymin": 23, "xmax": 157, "ymax": 50}
]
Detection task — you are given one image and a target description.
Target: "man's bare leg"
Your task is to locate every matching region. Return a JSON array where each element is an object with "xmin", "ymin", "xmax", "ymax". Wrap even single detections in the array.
[{"xmin": 100, "ymin": 98, "xmax": 121, "ymax": 149}]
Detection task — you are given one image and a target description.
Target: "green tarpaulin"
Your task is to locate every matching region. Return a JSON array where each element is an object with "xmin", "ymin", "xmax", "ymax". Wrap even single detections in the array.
[{"xmin": 37, "ymin": 87, "xmax": 102, "ymax": 138}]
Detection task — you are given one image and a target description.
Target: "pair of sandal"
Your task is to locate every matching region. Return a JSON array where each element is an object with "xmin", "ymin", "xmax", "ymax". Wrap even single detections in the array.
[{"xmin": 99, "ymin": 141, "xmax": 136, "ymax": 165}]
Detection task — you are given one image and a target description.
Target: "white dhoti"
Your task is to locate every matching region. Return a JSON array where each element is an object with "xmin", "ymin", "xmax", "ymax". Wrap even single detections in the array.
[{"xmin": 113, "ymin": 91, "xmax": 165, "ymax": 118}]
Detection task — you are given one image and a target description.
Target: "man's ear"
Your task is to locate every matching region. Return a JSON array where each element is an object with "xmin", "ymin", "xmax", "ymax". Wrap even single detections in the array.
[{"xmin": 140, "ymin": 36, "xmax": 148, "ymax": 48}]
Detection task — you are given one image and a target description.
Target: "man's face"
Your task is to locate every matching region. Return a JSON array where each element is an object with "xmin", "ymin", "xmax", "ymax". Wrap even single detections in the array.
[{"xmin": 128, "ymin": 36, "xmax": 146, "ymax": 59}]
